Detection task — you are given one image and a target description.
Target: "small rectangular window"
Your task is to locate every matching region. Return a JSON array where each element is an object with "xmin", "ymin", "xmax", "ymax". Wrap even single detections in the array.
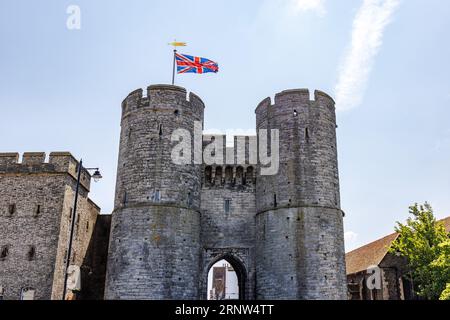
[
  {"xmin": 187, "ymin": 192, "xmax": 192, "ymax": 207},
  {"xmin": 27, "ymin": 246, "xmax": 36, "ymax": 261},
  {"xmin": 34, "ymin": 205, "xmax": 41, "ymax": 217},
  {"xmin": 224, "ymin": 199, "xmax": 231, "ymax": 213},
  {"xmin": 1, "ymin": 246, "xmax": 9, "ymax": 260},
  {"xmin": 8, "ymin": 204, "xmax": 16, "ymax": 215},
  {"xmin": 154, "ymin": 190, "xmax": 161, "ymax": 202}
]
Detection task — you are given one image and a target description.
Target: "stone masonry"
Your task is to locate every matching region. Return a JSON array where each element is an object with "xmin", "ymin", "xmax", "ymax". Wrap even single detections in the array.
[
  {"xmin": 105, "ymin": 84, "xmax": 347, "ymax": 300},
  {"xmin": 0, "ymin": 152, "xmax": 108, "ymax": 300}
]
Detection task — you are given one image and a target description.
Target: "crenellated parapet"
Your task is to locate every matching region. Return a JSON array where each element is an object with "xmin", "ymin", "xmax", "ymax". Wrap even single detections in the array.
[
  {"xmin": 107, "ymin": 84, "xmax": 205, "ymax": 299},
  {"xmin": 255, "ymin": 88, "xmax": 339, "ymax": 213},
  {"xmin": 256, "ymin": 89, "xmax": 335, "ymax": 128},
  {"xmin": 0, "ymin": 152, "xmax": 91, "ymax": 191},
  {"xmin": 202, "ymin": 134, "xmax": 256, "ymax": 189},
  {"xmin": 121, "ymin": 84, "xmax": 205, "ymax": 123},
  {"xmin": 254, "ymin": 88, "xmax": 346, "ymax": 300}
]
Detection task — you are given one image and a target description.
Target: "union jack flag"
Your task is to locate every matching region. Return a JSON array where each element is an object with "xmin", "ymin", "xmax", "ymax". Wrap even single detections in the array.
[{"xmin": 175, "ymin": 53, "xmax": 219, "ymax": 74}]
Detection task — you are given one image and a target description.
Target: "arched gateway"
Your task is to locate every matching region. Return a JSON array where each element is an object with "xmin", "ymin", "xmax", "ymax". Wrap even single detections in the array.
[{"xmin": 104, "ymin": 84, "xmax": 347, "ymax": 300}]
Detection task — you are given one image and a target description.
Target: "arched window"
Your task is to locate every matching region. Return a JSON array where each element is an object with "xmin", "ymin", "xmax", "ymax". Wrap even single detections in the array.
[
  {"xmin": 225, "ymin": 166, "xmax": 233, "ymax": 184},
  {"xmin": 205, "ymin": 166, "xmax": 212, "ymax": 184},
  {"xmin": 215, "ymin": 167, "xmax": 223, "ymax": 185},
  {"xmin": 236, "ymin": 166, "xmax": 244, "ymax": 185},
  {"xmin": 246, "ymin": 166, "xmax": 254, "ymax": 184}
]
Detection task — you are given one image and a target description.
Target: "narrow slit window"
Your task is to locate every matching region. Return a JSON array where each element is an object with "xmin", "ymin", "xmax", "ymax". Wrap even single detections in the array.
[
  {"xmin": 187, "ymin": 192, "xmax": 192, "ymax": 207},
  {"xmin": 123, "ymin": 191, "xmax": 128, "ymax": 205},
  {"xmin": 8, "ymin": 204, "xmax": 16, "ymax": 215},
  {"xmin": 274, "ymin": 194, "xmax": 277, "ymax": 208},
  {"xmin": 35, "ymin": 205, "xmax": 41, "ymax": 216},
  {"xmin": 224, "ymin": 199, "xmax": 231, "ymax": 213},
  {"xmin": 1, "ymin": 246, "xmax": 9, "ymax": 260},
  {"xmin": 305, "ymin": 128, "xmax": 310, "ymax": 140},
  {"xmin": 27, "ymin": 246, "xmax": 36, "ymax": 261}
]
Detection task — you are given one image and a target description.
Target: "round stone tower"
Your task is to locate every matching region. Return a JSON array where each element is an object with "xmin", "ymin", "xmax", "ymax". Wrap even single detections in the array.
[
  {"xmin": 105, "ymin": 84, "xmax": 204, "ymax": 299},
  {"xmin": 254, "ymin": 89, "xmax": 347, "ymax": 300}
]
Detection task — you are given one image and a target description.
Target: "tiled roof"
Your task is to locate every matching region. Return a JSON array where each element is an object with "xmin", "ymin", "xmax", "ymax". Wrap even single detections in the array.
[
  {"xmin": 346, "ymin": 233, "xmax": 399, "ymax": 275},
  {"xmin": 346, "ymin": 216, "xmax": 450, "ymax": 275}
]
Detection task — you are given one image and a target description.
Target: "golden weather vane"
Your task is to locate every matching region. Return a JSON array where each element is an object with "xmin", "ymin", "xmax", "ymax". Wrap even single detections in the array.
[{"xmin": 169, "ymin": 40, "xmax": 187, "ymax": 85}]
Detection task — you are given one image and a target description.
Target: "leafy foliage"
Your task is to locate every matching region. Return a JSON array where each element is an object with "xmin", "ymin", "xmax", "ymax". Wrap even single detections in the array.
[
  {"xmin": 389, "ymin": 203, "xmax": 450, "ymax": 300},
  {"xmin": 439, "ymin": 283, "xmax": 450, "ymax": 300}
]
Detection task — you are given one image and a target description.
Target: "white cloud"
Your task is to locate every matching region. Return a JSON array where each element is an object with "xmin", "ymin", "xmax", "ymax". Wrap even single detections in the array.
[
  {"xmin": 291, "ymin": 0, "xmax": 327, "ymax": 16},
  {"xmin": 335, "ymin": 0, "xmax": 401, "ymax": 111},
  {"xmin": 344, "ymin": 231, "xmax": 359, "ymax": 252},
  {"xmin": 344, "ymin": 231, "xmax": 358, "ymax": 243}
]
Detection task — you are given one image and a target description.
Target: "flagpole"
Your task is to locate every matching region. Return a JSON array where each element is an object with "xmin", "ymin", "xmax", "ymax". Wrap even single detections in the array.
[{"xmin": 172, "ymin": 49, "xmax": 177, "ymax": 85}]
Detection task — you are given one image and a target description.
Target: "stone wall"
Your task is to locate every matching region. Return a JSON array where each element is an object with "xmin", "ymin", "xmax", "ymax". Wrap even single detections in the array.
[
  {"xmin": 256, "ymin": 207, "xmax": 346, "ymax": 299},
  {"xmin": 104, "ymin": 85, "xmax": 347, "ymax": 300},
  {"xmin": 0, "ymin": 152, "xmax": 100, "ymax": 300},
  {"xmin": 105, "ymin": 85, "xmax": 205, "ymax": 299},
  {"xmin": 200, "ymin": 164, "xmax": 256, "ymax": 299},
  {"xmin": 79, "ymin": 214, "xmax": 111, "ymax": 300},
  {"xmin": 255, "ymin": 89, "xmax": 347, "ymax": 300}
]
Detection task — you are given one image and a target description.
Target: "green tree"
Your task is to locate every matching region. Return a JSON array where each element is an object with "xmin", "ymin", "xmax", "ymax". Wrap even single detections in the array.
[
  {"xmin": 439, "ymin": 283, "xmax": 450, "ymax": 300},
  {"xmin": 390, "ymin": 203, "xmax": 450, "ymax": 300}
]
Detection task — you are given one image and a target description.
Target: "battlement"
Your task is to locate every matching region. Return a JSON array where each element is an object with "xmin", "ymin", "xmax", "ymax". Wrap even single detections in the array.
[
  {"xmin": 203, "ymin": 164, "xmax": 256, "ymax": 189},
  {"xmin": 121, "ymin": 84, "xmax": 205, "ymax": 119},
  {"xmin": 0, "ymin": 152, "xmax": 92, "ymax": 191},
  {"xmin": 255, "ymin": 88, "xmax": 336, "ymax": 122}
]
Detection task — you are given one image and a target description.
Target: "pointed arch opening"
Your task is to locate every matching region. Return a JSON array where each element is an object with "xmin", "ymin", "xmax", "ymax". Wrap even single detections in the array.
[{"xmin": 206, "ymin": 254, "xmax": 246, "ymax": 300}]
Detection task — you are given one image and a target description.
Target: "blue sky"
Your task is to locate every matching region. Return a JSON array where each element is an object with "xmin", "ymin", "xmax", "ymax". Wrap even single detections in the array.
[{"xmin": 1, "ymin": 0, "xmax": 449, "ymax": 251}]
